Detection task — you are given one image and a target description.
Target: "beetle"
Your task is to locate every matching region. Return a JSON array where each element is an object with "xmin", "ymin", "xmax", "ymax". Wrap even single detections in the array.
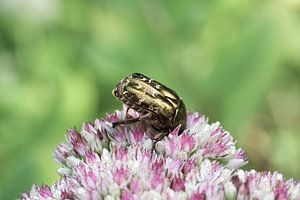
[{"xmin": 112, "ymin": 73, "xmax": 186, "ymax": 140}]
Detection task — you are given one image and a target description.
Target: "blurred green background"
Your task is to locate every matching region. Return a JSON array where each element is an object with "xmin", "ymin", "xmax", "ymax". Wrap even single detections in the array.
[{"xmin": 0, "ymin": 0, "xmax": 300, "ymax": 199}]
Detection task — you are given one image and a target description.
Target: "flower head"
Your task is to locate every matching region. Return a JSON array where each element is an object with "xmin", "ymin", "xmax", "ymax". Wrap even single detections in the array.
[{"xmin": 20, "ymin": 106, "xmax": 299, "ymax": 200}]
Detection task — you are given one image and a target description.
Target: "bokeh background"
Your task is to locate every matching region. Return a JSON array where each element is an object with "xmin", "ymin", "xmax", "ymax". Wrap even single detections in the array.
[{"xmin": 1, "ymin": 0, "xmax": 300, "ymax": 199}]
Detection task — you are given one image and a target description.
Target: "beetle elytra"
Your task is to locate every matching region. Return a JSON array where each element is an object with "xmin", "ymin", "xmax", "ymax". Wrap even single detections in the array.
[{"xmin": 112, "ymin": 73, "xmax": 186, "ymax": 140}]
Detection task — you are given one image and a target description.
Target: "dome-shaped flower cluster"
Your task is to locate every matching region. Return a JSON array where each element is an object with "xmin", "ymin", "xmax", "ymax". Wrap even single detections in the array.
[{"xmin": 20, "ymin": 106, "xmax": 300, "ymax": 200}]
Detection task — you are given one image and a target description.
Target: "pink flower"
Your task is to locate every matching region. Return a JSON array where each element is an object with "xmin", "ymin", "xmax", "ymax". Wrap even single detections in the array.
[
  {"xmin": 20, "ymin": 106, "xmax": 299, "ymax": 200},
  {"xmin": 171, "ymin": 176, "xmax": 185, "ymax": 191},
  {"xmin": 66, "ymin": 128, "xmax": 87, "ymax": 156},
  {"xmin": 113, "ymin": 167, "xmax": 130, "ymax": 186},
  {"xmin": 232, "ymin": 170, "xmax": 300, "ymax": 200}
]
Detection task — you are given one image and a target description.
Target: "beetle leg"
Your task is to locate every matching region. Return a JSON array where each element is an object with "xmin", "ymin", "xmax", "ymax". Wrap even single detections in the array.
[
  {"xmin": 125, "ymin": 106, "xmax": 130, "ymax": 118},
  {"xmin": 112, "ymin": 112, "xmax": 151, "ymax": 128},
  {"xmin": 153, "ymin": 131, "xmax": 169, "ymax": 142}
]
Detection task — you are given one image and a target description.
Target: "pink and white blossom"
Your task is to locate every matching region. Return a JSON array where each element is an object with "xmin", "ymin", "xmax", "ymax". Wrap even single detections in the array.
[{"xmin": 20, "ymin": 106, "xmax": 299, "ymax": 200}]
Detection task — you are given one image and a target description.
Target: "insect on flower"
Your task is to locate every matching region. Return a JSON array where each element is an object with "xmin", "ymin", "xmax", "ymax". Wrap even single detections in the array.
[{"xmin": 112, "ymin": 73, "xmax": 186, "ymax": 140}]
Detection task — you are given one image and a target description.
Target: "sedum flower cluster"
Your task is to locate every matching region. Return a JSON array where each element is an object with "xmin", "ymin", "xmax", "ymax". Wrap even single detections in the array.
[{"xmin": 21, "ymin": 106, "xmax": 300, "ymax": 200}]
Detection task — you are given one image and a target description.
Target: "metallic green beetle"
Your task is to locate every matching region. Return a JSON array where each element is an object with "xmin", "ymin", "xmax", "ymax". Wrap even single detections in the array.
[{"xmin": 112, "ymin": 73, "xmax": 186, "ymax": 140}]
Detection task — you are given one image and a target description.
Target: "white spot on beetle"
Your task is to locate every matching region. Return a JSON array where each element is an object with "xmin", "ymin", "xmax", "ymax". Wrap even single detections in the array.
[{"xmin": 155, "ymin": 84, "xmax": 161, "ymax": 89}]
